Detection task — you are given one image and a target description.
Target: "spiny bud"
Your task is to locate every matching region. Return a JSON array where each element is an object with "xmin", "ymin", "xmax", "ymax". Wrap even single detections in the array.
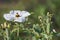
[
  {"xmin": 1, "ymin": 24, "xmax": 6, "ymax": 30},
  {"xmin": 4, "ymin": 22, "xmax": 7, "ymax": 28},
  {"xmin": 7, "ymin": 24, "xmax": 10, "ymax": 28},
  {"xmin": 1, "ymin": 24, "xmax": 3, "ymax": 27},
  {"xmin": 47, "ymin": 12, "xmax": 53, "ymax": 18},
  {"xmin": 38, "ymin": 16, "xmax": 42, "ymax": 19},
  {"xmin": 38, "ymin": 16, "xmax": 43, "ymax": 22},
  {"xmin": 47, "ymin": 12, "xmax": 50, "ymax": 16}
]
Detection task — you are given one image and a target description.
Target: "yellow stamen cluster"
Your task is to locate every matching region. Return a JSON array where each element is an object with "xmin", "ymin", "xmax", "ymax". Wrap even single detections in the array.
[{"xmin": 15, "ymin": 13, "xmax": 20, "ymax": 17}]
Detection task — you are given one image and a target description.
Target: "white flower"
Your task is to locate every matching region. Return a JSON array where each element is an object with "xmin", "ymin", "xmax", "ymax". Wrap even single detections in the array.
[
  {"xmin": 53, "ymin": 29, "xmax": 56, "ymax": 33},
  {"xmin": 3, "ymin": 10, "xmax": 30, "ymax": 22}
]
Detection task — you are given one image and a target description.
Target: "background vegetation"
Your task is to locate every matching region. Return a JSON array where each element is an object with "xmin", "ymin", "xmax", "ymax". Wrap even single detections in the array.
[{"xmin": 0, "ymin": 0, "xmax": 60, "ymax": 40}]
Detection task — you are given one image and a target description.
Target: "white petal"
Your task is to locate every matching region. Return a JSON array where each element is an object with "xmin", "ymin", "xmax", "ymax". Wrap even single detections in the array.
[
  {"xmin": 14, "ymin": 17, "xmax": 25, "ymax": 22},
  {"xmin": 3, "ymin": 14, "xmax": 14, "ymax": 21},
  {"xmin": 13, "ymin": 10, "xmax": 21, "ymax": 16},
  {"xmin": 10, "ymin": 10, "xmax": 21, "ymax": 16},
  {"xmin": 21, "ymin": 11, "xmax": 30, "ymax": 17},
  {"xmin": 10, "ymin": 10, "xmax": 14, "ymax": 14}
]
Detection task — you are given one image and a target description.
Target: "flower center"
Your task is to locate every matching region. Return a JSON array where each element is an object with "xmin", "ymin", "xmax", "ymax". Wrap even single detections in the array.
[{"xmin": 15, "ymin": 13, "xmax": 20, "ymax": 17}]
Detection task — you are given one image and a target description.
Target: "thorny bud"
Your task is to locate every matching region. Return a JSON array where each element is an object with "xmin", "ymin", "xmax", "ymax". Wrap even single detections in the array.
[
  {"xmin": 4, "ymin": 22, "xmax": 7, "ymax": 28},
  {"xmin": 47, "ymin": 12, "xmax": 50, "ymax": 16},
  {"xmin": 1, "ymin": 24, "xmax": 4, "ymax": 27},
  {"xmin": 47, "ymin": 12, "xmax": 53, "ymax": 21},
  {"xmin": 7, "ymin": 24, "xmax": 10, "ymax": 28},
  {"xmin": 38, "ymin": 16, "xmax": 42, "ymax": 22},
  {"xmin": 47, "ymin": 12, "xmax": 53, "ymax": 18},
  {"xmin": 1, "ymin": 24, "xmax": 6, "ymax": 30},
  {"xmin": 1, "ymin": 22, "xmax": 9, "ymax": 30},
  {"xmin": 38, "ymin": 16, "xmax": 42, "ymax": 19}
]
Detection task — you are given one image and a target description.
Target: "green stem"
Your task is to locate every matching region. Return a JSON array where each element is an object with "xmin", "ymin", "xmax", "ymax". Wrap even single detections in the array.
[
  {"xmin": 17, "ymin": 28, "xmax": 19, "ymax": 36},
  {"xmin": 46, "ymin": 17, "xmax": 51, "ymax": 40},
  {"xmin": 17, "ymin": 27, "xmax": 19, "ymax": 40},
  {"xmin": 6, "ymin": 28, "xmax": 9, "ymax": 40},
  {"xmin": 46, "ymin": 17, "xmax": 50, "ymax": 34},
  {"xmin": 4, "ymin": 37, "xmax": 6, "ymax": 40}
]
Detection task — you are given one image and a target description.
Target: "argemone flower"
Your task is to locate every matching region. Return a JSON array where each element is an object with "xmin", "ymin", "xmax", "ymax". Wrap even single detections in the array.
[{"xmin": 4, "ymin": 10, "xmax": 30, "ymax": 22}]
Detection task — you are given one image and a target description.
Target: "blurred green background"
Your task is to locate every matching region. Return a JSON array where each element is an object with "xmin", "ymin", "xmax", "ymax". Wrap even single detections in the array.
[{"xmin": 0, "ymin": 0, "xmax": 60, "ymax": 40}]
